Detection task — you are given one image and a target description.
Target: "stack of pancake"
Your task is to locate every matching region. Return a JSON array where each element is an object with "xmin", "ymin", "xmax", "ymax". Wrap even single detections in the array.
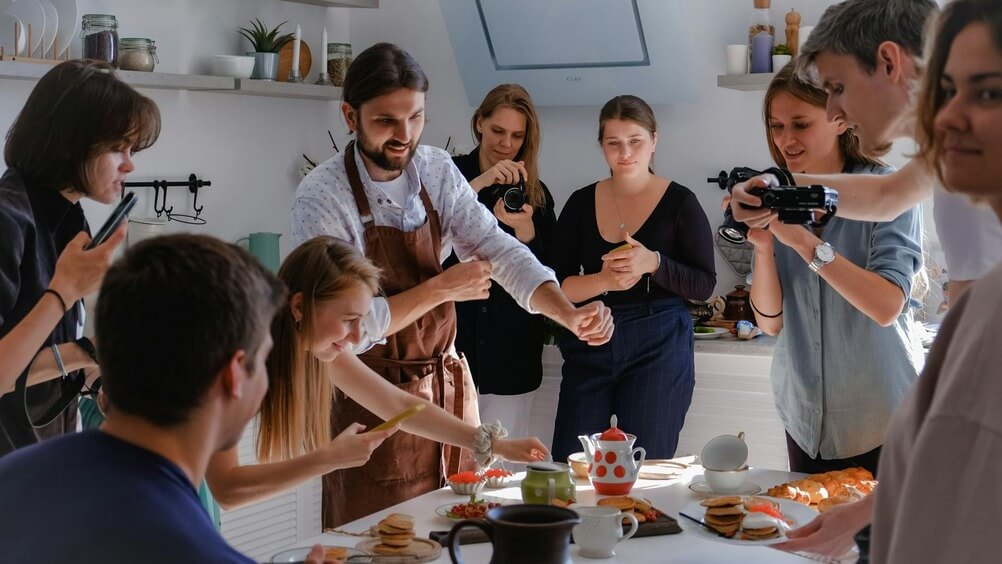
[
  {"xmin": 373, "ymin": 513, "xmax": 416, "ymax": 555},
  {"xmin": 700, "ymin": 496, "xmax": 745, "ymax": 538},
  {"xmin": 699, "ymin": 496, "xmax": 784, "ymax": 541}
]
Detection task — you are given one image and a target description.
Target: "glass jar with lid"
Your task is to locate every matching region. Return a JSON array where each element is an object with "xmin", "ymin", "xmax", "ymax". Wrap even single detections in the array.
[
  {"xmin": 119, "ymin": 38, "xmax": 158, "ymax": 72},
  {"xmin": 327, "ymin": 43, "xmax": 352, "ymax": 87},
  {"xmin": 81, "ymin": 14, "xmax": 119, "ymax": 67}
]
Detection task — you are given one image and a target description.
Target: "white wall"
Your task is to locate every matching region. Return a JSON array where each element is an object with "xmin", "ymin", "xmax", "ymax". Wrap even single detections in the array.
[{"xmin": 350, "ymin": 0, "xmax": 852, "ymax": 295}]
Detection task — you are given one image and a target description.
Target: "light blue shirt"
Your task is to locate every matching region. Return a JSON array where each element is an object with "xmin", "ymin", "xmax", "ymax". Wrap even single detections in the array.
[{"xmin": 770, "ymin": 162, "xmax": 925, "ymax": 460}]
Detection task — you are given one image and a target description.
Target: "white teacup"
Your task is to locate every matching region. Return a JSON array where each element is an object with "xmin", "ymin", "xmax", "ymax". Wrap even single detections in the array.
[
  {"xmin": 704, "ymin": 466, "xmax": 749, "ymax": 494},
  {"xmin": 573, "ymin": 506, "xmax": 639, "ymax": 559}
]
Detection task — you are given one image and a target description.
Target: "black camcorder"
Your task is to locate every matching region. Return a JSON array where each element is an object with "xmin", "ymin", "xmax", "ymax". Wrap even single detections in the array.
[
  {"xmin": 488, "ymin": 178, "xmax": 527, "ymax": 213},
  {"xmin": 708, "ymin": 167, "xmax": 839, "ymax": 244}
]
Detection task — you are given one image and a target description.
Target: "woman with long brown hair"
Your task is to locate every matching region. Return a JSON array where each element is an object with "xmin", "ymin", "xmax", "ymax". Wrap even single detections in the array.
[
  {"xmin": 549, "ymin": 95, "xmax": 716, "ymax": 461},
  {"xmin": 204, "ymin": 237, "xmax": 547, "ymax": 512},
  {"xmin": 446, "ymin": 84, "xmax": 556, "ymax": 439},
  {"xmin": 746, "ymin": 63, "xmax": 924, "ymax": 476}
]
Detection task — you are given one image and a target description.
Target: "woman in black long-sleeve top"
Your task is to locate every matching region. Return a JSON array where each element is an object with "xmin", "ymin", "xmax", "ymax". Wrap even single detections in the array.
[
  {"xmin": 550, "ymin": 95, "xmax": 716, "ymax": 461},
  {"xmin": 444, "ymin": 84, "xmax": 556, "ymax": 440}
]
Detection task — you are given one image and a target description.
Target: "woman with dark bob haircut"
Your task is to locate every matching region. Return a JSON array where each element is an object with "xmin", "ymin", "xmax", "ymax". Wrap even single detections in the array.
[{"xmin": 0, "ymin": 59, "xmax": 161, "ymax": 455}]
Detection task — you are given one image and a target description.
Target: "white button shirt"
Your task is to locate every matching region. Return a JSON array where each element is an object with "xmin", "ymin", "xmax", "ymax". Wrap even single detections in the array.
[{"xmin": 291, "ymin": 144, "xmax": 557, "ymax": 353}]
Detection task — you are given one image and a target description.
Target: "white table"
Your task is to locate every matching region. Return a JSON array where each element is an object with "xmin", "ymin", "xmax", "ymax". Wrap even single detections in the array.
[{"xmin": 277, "ymin": 465, "xmax": 833, "ymax": 563}]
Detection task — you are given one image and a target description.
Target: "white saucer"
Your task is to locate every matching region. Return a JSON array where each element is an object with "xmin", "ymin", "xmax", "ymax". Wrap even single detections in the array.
[{"xmin": 688, "ymin": 480, "xmax": 761, "ymax": 496}]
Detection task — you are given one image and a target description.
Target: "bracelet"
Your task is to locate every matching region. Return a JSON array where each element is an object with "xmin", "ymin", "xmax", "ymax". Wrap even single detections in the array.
[
  {"xmin": 43, "ymin": 288, "xmax": 69, "ymax": 313},
  {"xmin": 50, "ymin": 344, "xmax": 69, "ymax": 379},
  {"xmin": 651, "ymin": 251, "xmax": 662, "ymax": 274},
  {"xmin": 473, "ymin": 421, "xmax": 508, "ymax": 469},
  {"xmin": 749, "ymin": 295, "xmax": 782, "ymax": 319}
]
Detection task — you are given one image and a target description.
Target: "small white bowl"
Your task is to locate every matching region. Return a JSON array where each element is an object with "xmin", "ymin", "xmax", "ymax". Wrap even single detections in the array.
[
  {"xmin": 208, "ymin": 55, "xmax": 256, "ymax": 79},
  {"xmin": 485, "ymin": 475, "xmax": 510, "ymax": 488},
  {"xmin": 567, "ymin": 452, "xmax": 590, "ymax": 480},
  {"xmin": 704, "ymin": 466, "xmax": 749, "ymax": 494},
  {"xmin": 448, "ymin": 479, "xmax": 485, "ymax": 495}
]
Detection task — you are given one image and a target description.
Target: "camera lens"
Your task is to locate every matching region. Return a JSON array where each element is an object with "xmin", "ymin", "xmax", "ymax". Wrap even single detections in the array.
[
  {"xmin": 503, "ymin": 187, "xmax": 526, "ymax": 211},
  {"xmin": 717, "ymin": 209, "xmax": 749, "ymax": 244}
]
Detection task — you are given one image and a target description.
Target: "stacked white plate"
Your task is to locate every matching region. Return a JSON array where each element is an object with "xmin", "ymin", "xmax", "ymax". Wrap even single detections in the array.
[{"xmin": 0, "ymin": 0, "xmax": 77, "ymax": 58}]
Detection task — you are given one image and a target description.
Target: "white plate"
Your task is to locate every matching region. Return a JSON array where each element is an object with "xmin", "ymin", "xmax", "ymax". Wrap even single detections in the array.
[
  {"xmin": 688, "ymin": 480, "xmax": 761, "ymax": 496},
  {"xmin": 0, "ymin": 13, "xmax": 25, "ymax": 55},
  {"xmin": 5, "ymin": 0, "xmax": 44, "ymax": 55},
  {"xmin": 270, "ymin": 546, "xmax": 370, "ymax": 562},
  {"xmin": 48, "ymin": 0, "xmax": 75, "ymax": 57},
  {"xmin": 677, "ymin": 496, "xmax": 819, "ymax": 547},
  {"xmin": 37, "ymin": 0, "xmax": 55, "ymax": 55},
  {"xmin": 693, "ymin": 327, "xmax": 729, "ymax": 340},
  {"xmin": 435, "ymin": 500, "xmax": 505, "ymax": 521}
]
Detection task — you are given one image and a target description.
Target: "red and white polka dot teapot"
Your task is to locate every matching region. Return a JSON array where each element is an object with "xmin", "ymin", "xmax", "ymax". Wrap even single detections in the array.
[{"xmin": 578, "ymin": 415, "xmax": 647, "ymax": 496}]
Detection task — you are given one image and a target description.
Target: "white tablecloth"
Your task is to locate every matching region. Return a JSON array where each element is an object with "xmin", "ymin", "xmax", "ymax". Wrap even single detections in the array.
[{"xmin": 276, "ymin": 465, "xmax": 848, "ymax": 563}]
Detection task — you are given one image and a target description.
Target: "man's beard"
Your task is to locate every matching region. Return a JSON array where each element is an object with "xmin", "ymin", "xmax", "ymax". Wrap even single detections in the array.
[{"xmin": 357, "ymin": 125, "xmax": 418, "ymax": 172}]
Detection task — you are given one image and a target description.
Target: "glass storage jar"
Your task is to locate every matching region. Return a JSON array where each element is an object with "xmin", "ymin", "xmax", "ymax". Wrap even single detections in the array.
[
  {"xmin": 81, "ymin": 14, "xmax": 119, "ymax": 67},
  {"xmin": 327, "ymin": 43, "xmax": 352, "ymax": 87},
  {"xmin": 119, "ymin": 38, "xmax": 158, "ymax": 72}
]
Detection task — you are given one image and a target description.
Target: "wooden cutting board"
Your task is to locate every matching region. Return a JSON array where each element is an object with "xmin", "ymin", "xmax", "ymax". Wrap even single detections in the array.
[
  {"xmin": 276, "ymin": 40, "xmax": 311, "ymax": 82},
  {"xmin": 356, "ymin": 537, "xmax": 441, "ymax": 562}
]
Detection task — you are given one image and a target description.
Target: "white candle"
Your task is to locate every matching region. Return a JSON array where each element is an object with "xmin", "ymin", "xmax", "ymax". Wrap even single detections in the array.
[
  {"xmin": 291, "ymin": 25, "xmax": 302, "ymax": 75},
  {"xmin": 322, "ymin": 26, "xmax": 328, "ymax": 64}
]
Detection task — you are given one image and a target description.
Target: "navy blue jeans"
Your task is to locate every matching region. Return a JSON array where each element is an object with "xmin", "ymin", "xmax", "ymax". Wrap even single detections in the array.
[{"xmin": 551, "ymin": 298, "xmax": 695, "ymax": 461}]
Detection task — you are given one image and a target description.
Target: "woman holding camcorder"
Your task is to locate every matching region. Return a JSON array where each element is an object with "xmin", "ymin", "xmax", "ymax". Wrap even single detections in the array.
[{"xmin": 743, "ymin": 63, "xmax": 924, "ymax": 475}]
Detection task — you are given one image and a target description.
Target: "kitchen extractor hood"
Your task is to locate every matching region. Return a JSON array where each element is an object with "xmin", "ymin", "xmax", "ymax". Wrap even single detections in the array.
[{"xmin": 439, "ymin": 0, "xmax": 693, "ymax": 107}]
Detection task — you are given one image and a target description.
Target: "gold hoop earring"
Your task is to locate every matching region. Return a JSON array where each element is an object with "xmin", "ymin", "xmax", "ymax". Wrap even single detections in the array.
[{"xmin": 295, "ymin": 320, "xmax": 302, "ymax": 331}]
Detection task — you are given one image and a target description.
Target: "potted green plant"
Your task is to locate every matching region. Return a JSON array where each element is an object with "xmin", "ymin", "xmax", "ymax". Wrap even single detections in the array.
[
  {"xmin": 238, "ymin": 19, "xmax": 294, "ymax": 81},
  {"xmin": 772, "ymin": 43, "xmax": 793, "ymax": 71}
]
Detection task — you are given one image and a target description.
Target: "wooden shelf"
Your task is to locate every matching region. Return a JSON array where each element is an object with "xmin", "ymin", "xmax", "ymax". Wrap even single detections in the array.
[
  {"xmin": 0, "ymin": 60, "xmax": 234, "ymax": 91},
  {"xmin": 0, "ymin": 60, "xmax": 343, "ymax": 101},
  {"xmin": 231, "ymin": 79, "xmax": 341, "ymax": 100},
  {"xmin": 717, "ymin": 73, "xmax": 776, "ymax": 91},
  {"xmin": 280, "ymin": 0, "xmax": 378, "ymax": 7}
]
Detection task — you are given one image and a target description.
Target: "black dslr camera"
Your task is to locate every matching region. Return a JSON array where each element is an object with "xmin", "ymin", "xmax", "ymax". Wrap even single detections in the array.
[
  {"xmin": 708, "ymin": 167, "xmax": 839, "ymax": 244},
  {"xmin": 487, "ymin": 177, "xmax": 527, "ymax": 213}
]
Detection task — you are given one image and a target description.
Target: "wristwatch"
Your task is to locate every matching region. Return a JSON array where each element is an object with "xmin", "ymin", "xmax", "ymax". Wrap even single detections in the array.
[{"xmin": 808, "ymin": 241, "xmax": 835, "ymax": 273}]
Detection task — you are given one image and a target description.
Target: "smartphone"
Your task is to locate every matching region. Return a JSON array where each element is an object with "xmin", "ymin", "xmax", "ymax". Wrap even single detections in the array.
[
  {"xmin": 368, "ymin": 403, "xmax": 426, "ymax": 433},
  {"xmin": 85, "ymin": 192, "xmax": 137, "ymax": 250}
]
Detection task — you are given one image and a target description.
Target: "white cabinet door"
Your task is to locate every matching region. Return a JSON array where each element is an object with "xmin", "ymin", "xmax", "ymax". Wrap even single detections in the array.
[
  {"xmin": 220, "ymin": 418, "xmax": 322, "ymax": 562},
  {"xmin": 676, "ymin": 353, "xmax": 789, "ymax": 472}
]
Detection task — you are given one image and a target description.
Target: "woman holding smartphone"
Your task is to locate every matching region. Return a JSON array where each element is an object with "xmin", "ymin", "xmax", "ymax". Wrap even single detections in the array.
[
  {"xmin": 0, "ymin": 60, "xmax": 159, "ymax": 455},
  {"xmin": 203, "ymin": 237, "xmax": 548, "ymax": 519}
]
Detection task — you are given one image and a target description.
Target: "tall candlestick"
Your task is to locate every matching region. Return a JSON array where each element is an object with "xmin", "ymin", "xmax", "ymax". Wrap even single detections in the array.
[
  {"xmin": 315, "ymin": 26, "xmax": 331, "ymax": 85},
  {"xmin": 292, "ymin": 25, "xmax": 301, "ymax": 70}
]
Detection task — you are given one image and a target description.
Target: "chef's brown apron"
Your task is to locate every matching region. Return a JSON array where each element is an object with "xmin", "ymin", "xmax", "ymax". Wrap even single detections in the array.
[{"xmin": 322, "ymin": 142, "xmax": 480, "ymax": 528}]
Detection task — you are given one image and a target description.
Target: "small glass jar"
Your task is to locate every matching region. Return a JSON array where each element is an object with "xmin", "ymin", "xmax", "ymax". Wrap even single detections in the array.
[
  {"xmin": 327, "ymin": 43, "xmax": 352, "ymax": 87},
  {"xmin": 119, "ymin": 38, "xmax": 158, "ymax": 72},
  {"xmin": 81, "ymin": 14, "xmax": 119, "ymax": 67}
]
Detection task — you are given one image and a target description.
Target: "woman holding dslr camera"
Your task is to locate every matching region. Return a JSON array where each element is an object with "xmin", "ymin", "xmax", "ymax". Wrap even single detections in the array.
[
  {"xmin": 745, "ymin": 64, "xmax": 924, "ymax": 475},
  {"xmin": 445, "ymin": 84, "xmax": 556, "ymax": 440}
]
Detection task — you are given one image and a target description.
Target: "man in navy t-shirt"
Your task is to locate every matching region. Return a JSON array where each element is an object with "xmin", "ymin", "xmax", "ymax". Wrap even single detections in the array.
[{"xmin": 0, "ymin": 235, "xmax": 287, "ymax": 563}]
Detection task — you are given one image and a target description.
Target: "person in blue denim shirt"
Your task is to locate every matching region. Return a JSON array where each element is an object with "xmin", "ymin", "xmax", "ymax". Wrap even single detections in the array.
[{"xmin": 745, "ymin": 64, "xmax": 924, "ymax": 475}]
